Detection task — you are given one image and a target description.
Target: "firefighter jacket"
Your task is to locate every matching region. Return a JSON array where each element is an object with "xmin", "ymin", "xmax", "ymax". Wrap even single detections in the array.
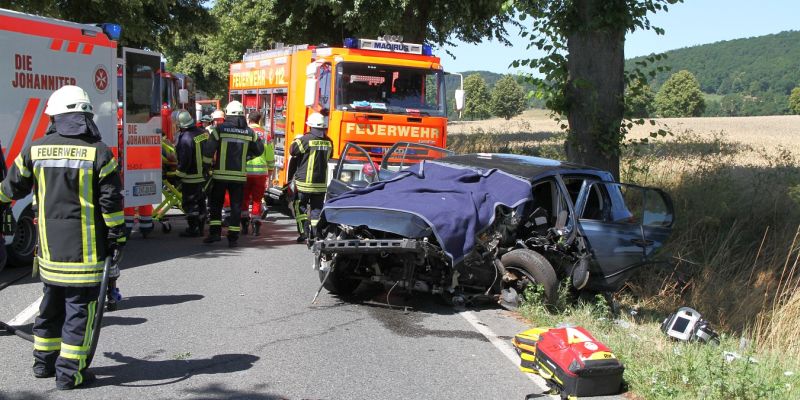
[
  {"xmin": 176, "ymin": 126, "xmax": 209, "ymax": 184},
  {"xmin": 0, "ymin": 113, "xmax": 124, "ymax": 287},
  {"xmin": 204, "ymin": 117, "xmax": 264, "ymax": 182},
  {"xmin": 289, "ymin": 127, "xmax": 333, "ymax": 193},
  {"xmin": 246, "ymin": 123, "xmax": 275, "ymax": 176}
]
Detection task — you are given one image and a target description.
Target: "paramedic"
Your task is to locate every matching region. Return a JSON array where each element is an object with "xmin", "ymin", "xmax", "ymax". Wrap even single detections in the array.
[
  {"xmin": 0, "ymin": 85, "xmax": 125, "ymax": 390},
  {"xmin": 289, "ymin": 112, "xmax": 332, "ymax": 243},
  {"xmin": 175, "ymin": 111, "xmax": 211, "ymax": 237},
  {"xmin": 203, "ymin": 101, "xmax": 263, "ymax": 247},
  {"xmin": 241, "ymin": 111, "xmax": 275, "ymax": 235}
]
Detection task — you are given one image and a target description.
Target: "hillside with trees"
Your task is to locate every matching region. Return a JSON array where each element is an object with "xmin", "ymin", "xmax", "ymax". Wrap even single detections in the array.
[{"xmin": 627, "ymin": 30, "xmax": 800, "ymax": 116}]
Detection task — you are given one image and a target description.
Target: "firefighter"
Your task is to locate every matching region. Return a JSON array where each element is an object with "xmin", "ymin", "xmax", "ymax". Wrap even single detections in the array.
[
  {"xmin": 203, "ymin": 101, "xmax": 263, "ymax": 247},
  {"xmin": 200, "ymin": 114, "xmax": 213, "ymax": 129},
  {"xmin": 211, "ymin": 109, "xmax": 225, "ymax": 127},
  {"xmin": 290, "ymin": 112, "xmax": 332, "ymax": 243},
  {"xmin": 241, "ymin": 111, "xmax": 275, "ymax": 236},
  {"xmin": 0, "ymin": 85, "xmax": 125, "ymax": 390},
  {"xmin": 175, "ymin": 111, "xmax": 211, "ymax": 237}
]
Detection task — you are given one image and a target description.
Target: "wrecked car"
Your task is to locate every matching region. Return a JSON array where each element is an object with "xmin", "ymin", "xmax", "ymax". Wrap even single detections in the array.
[{"xmin": 312, "ymin": 142, "xmax": 674, "ymax": 308}]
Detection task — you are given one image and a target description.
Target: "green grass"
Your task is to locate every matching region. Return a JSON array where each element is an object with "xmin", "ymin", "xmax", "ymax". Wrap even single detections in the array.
[{"xmin": 519, "ymin": 285, "xmax": 799, "ymax": 400}]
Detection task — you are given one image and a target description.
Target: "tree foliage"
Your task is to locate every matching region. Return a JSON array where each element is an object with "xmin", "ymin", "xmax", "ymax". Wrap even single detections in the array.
[
  {"xmin": 627, "ymin": 31, "xmax": 800, "ymax": 115},
  {"xmin": 0, "ymin": 0, "xmax": 211, "ymax": 51},
  {"xmin": 490, "ymin": 75, "xmax": 527, "ymax": 120},
  {"xmin": 515, "ymin": 0, "xmax": 681, "ymax": 178},
  {"xmin": 624, "ymin": 78, "xmax": 655, "ymax": 118},
  {"xmin": 654, "ymin": 70, "xmax": 705, "ymax": 117},
  {"xmin": 790, "ymin": 87, "xmax": 800, "ymax": 115},
  {"xmin": 463, "ymin": 74, "xmax": 493, "ymax": 120}
]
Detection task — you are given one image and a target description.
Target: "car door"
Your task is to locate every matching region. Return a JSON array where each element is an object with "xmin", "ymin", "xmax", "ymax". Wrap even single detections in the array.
[
  {"xmin": 379, "ymin": 142, "xmax": 454, "ymax": 180},
  {"xmin": 574, "ymin": 180, "xmax": 674, "ymax": 290},
  {"xmin": 327, "ymin": 142, "xmax": 379, "ymax": 200}
]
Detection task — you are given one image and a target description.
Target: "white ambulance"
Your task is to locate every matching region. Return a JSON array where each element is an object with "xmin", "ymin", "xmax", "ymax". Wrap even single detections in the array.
[{"xmin": 0, "ymin": 8, "xmax": 163, "ymax": 269}]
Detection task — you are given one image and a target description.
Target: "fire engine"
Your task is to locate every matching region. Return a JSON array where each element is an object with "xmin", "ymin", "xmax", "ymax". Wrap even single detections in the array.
[
  {"xmin": 160, "ymin": 67, "xmax": 196, "ymax": 141},
  {"xmin": 0, "ymin": 8, "xmax": 163, "ymax": 268},
  {"xmin": 228, "ymin": 36, "xmax": 464, "ymax": 204}
]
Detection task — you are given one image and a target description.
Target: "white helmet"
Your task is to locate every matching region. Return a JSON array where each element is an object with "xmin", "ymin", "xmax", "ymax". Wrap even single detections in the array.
[
  {"xmin": 45, "ymin": 85, "xmax": 93, "ymax": 116},
  {"xmin": 306, "ymin": 112, "xmax": 327, "ymax": 128},
  {"xmin": 225, "ymin": 101, "xmax": 245, "ymax": 116},
  {"xmin": 211, "ymin": 109, "xmax": 225, "ymax": 120}
]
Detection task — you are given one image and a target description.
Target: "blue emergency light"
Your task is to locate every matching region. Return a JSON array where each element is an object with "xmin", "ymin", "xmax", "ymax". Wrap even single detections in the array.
[
  {"xmin": 343, "ymin": 37, "xmax": 358, "ymax": 49},
  {"xmin": 422, "ymin": 44, "xmax": 433, "ymax": 56},
  {"xmin": 101, "ymin": 23, "xmax": 122, "ymax": 41}
]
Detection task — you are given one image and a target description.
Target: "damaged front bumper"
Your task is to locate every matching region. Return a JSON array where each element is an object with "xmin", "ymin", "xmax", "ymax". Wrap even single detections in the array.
[{"xmin": 312, "ymin": 238, "xmax": 426, "ymax": 256}]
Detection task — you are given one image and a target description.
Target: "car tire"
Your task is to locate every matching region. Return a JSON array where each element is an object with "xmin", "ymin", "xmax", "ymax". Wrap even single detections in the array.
[
  {"xmin": 7, "ymin": 207, "xmax": 35, "ymax": 267},
  {"xmin": 500, "ymin": 249, "xmax": 558, "ymax": 307},
  {"xmin": 318, "ymin": 258, "xmax": 361, "ymax": 295}
]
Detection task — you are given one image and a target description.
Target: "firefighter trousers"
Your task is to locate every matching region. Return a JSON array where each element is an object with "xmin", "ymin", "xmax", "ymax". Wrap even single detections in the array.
[
  {"xmin": 293, "ymin": 191, "xmax": 324, "ymax": 237},
  {"xmin": 209, "ymin": 180, "xmax": 243, "ymax": 240},
  {"xmin": 242, "ymin": 175, "xmax": 267, "ymax": 221},
  {"xmin": 33, "ymin": 284, "xmax": 101, "ymax": 388},
  {"xmin": 181, "ymin": 182, "xmax": 207, "ymax": 232}
]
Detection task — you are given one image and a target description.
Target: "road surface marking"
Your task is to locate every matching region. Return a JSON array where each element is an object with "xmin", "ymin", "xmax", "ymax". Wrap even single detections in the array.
[
  {"xmin": 458, "ymin": 310, "xmax": 549, "ymax": 390},
  {"xmin": 8, "ymin": 295, "xmax": 42, "ymax": 326}
]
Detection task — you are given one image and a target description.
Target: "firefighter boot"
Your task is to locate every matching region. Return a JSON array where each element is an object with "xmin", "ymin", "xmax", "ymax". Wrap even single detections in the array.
[
  {"xmin": 228, "ymin": 231, "xmax": 239, "ymax": 248},
  {"xmin": 204, "ymin": 226, "xmax": 222, "ymax": 244},
  {"xmin": 253, "ymin": 220, "xmax": 262, "ymax": 236},
  {"xmin": 106, "ymin": 286, "xmax": 122, "ymax": 312},
  {"xmin": 179, "ymin": 217, "xmax": 202, "ymax": 237},
  {"xmin": 240, "ymin": 216, "xmax": 250, "ymax": 235}
]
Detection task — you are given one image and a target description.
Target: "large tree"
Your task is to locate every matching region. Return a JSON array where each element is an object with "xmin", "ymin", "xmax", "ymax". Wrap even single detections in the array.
[
  {"xmin": 491, "ymin": 75, "xmax": 527, "ymax": 120},
  {"xmin": 0, "ymin": 0, "xmax": 210, "ymax": 50},
  {"xmin": 463, "ymin": 74, "xmax": 493, "ymax": 120},
  {"xmin": 516, "ymin": 0, "xmax": 681, "ymax": 179},
  {"xmin": 790, "ymin": 87, "xmax": 800, "ymax": 115},
  {"xmin": 654, "ymin": 70, "xmax": 705, "ymax": 117},
  {"xmin": 174, "ymin": 0, "xmax": 514, "ymax": 98}
]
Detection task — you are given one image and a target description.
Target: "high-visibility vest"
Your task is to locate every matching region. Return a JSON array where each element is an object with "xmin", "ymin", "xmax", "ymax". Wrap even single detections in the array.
[{"xmin": 246, "ymin": 123, "xmax": 275, "ymax": 176}]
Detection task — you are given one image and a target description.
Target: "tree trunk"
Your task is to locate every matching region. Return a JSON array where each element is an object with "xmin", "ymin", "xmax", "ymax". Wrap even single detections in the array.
[{"xmin": 565, "ymin": 0, "xmax": 626, "ymax": 180}]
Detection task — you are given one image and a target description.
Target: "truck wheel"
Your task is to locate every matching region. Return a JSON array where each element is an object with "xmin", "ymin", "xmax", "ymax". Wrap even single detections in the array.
[
  {"xmin": 8, "ymin": 207, "xmax": 35, "ymax": 267},
  {"xmin": 500, "ymin": 249, "xmax": 558, "ymax": 308},
  {"xmin": 318, "ymin": 258, "xmax": 361, "ymax": 295}
]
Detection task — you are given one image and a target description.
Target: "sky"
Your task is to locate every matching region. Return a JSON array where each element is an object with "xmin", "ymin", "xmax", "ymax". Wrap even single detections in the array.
[{"xmin": 441, "ymin": 0, "xmax": 800, "ymax": 74}]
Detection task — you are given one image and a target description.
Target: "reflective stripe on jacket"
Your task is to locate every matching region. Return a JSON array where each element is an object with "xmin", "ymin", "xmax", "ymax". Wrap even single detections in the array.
[
  {"xmin": 246, "ymin": 123, "xmax": 275, "ymax": 176},
  {"xmin": 204, "ymin": 118, "xmax": 264, "ymax": 182},
  {"xmin": 0, "ymin": 134, "xmax": 124, "ymax": 287},
  {"xmin": 289, "ymin": 129, "xmax": 332, "ymax": 193},
  {"xmin": 175, "ymin": 126, "xmax": 209, "ymax": 184}
]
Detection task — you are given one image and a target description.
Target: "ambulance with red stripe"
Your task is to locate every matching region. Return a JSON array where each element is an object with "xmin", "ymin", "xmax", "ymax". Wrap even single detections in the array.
[{"xmin": 0, "ymin": 8, "xmax": 163, "ymax": 267}]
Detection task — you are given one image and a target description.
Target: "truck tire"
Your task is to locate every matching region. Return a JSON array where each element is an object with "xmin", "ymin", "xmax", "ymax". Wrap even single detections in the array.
[
  {"xmin": 500, "ymin": 249, "xmax": 558, "ymax": 307},
  {"xmin": 318, "ymin": 258, "xmax": 361, "ymax": 295},
  {"xmin": 7, "ymin": 207, "xmax": 35, "ymax": 267}
]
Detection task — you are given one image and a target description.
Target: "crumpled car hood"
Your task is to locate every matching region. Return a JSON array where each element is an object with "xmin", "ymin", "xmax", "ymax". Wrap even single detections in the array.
[{"xmin": 321, "ymin": 161, "xmax": 533, "ymax": 263}]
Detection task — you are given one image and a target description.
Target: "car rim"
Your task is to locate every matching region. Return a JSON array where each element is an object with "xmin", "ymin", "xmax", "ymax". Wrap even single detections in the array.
[{"xmin": 13, "ymin": 215, "xmax": 35, "ymax": 256}]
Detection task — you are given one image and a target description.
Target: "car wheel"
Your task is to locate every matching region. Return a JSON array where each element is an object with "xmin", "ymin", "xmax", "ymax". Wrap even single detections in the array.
[
  {"xmin": 500, "ymin": 249, "xmax": 558, "ymax": 309},
  {"xmin": 7, "ymin": 207, "xmax": 35, "ymax": 267},
  {"xmin": 318, "ymin": 257, "xmax": 361, "ymax": 295}
]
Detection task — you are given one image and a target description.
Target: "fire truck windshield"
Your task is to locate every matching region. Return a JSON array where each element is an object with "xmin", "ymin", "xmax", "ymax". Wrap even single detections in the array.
[{"xmin": 335, "ymin": 63, "xmax": 446, "ymax": 116}]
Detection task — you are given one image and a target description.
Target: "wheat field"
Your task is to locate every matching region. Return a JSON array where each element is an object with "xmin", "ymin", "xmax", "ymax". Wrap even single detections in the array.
[{"xmin": 448, "ymin": 111, "xmax": 800, "ymax": 165}]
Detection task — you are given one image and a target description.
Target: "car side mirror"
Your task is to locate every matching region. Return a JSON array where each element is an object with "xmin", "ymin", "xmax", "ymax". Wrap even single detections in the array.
[
  {"xmin": 454, "ymin": 89, "xmax": 465, "ymax": 111},
  {"xmin": 179, "ymin": 89, "xmax": 189, "ymax": 105}
]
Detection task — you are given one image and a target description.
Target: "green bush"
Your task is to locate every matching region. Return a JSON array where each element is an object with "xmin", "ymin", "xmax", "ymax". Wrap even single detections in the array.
[{"xmin": 655, "ymin": 70, "xmax": 706, "ymax": 117}]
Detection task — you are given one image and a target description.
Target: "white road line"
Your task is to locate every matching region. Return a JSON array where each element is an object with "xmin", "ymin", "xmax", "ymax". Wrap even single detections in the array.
[
  {"xmin": 459, "ymin": 310, "xmax": 550, "ymax": 391},
  {"xmin": 8, "ymin": 295, "xmax": 42, "ymax": 326}
]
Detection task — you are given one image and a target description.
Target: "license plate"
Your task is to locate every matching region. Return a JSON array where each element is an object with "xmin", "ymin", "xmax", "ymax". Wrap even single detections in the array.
[{"xmin": 133, "ymin": 182, "xmax": 157, "ymax": 197}]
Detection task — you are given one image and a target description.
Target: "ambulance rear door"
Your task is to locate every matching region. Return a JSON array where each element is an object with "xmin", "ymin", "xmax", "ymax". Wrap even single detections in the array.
[{"xmin": 121, "ymin": 47, "xmax": 162, "ymax": 207}]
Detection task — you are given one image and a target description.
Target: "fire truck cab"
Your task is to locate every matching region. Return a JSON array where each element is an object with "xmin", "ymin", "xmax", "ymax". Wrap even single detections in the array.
[
  {"xmin": 228, "ymin": 36, "xmax": 464, "ymax": 204},
  {"xmin": 0, "ymin": 8, "xmax": 163, "ymax": 269}
]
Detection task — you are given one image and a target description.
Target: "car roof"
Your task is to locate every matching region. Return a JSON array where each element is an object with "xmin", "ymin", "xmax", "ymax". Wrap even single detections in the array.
[{"xmin": 437, "ymin": 153, "xmax": 611, "ymax": 181}]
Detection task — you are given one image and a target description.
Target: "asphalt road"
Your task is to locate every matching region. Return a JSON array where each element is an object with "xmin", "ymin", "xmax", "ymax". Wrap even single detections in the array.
[{"xmin": 0, "ymin": 215, "xmax": 621, "ymax": 400}]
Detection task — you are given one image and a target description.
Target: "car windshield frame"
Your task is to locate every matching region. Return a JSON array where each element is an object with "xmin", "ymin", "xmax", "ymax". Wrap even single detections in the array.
[{"xmin": 334, "ymin": 62, "xmax": 446, "ymax": 117}]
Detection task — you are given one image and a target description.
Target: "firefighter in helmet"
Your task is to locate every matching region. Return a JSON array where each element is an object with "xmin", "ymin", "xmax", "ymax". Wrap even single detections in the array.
[
  {"xmin": 175, "ymin": 110, "xmax": 211, "ymax": 237},
  {"xmin": 203, "ymin": 101, "xmax": 264, "ymax": 247},
  {"xmin": 0, "ymin": 85, "xmax": 125, "ymax": 390},
  {"xmin": 241, "ymin": 111, "xmax": 275, "ymax": 235},
  {"xmin": 289, "ymin": 112, "xmax": 332, "ymax": 243}
]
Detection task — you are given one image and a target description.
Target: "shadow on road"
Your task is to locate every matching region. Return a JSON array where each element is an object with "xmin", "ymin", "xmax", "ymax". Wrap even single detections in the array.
[
  {"xmin": 1, "ymin": 316, "xmax": 146, "ymax": 339},
  {"xmin": 119, "ymin": 294, "xmax": 204, "ymax": 310},
  {"xmin": 183, "ymin": 383, "xmax": 290, "ymax": 399},
  {"xmin": 90, "ymin": 352, "xmax": 259, "ymax": 388}
]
